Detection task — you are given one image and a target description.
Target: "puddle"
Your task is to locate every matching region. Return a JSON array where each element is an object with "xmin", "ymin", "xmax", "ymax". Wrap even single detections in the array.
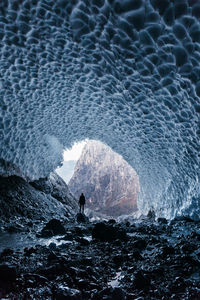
[
  {"xmin": 39, "ymin": 236, "xmax": 72, "ymax": 247},
  {"xmin": 0, "ymin": 232, "xmax": 73, "ymax": 252}
]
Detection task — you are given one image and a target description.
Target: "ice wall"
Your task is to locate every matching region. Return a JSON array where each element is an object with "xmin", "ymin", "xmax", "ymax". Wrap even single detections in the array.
[{"xmin": 0, "ymin": 0, "xmax": 199, "ymax": 219}]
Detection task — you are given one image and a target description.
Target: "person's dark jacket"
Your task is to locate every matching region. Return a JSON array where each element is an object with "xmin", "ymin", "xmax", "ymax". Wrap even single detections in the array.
[{"xmin": 79, "ymin": 194, "xmax": 85, "ymax": 205}]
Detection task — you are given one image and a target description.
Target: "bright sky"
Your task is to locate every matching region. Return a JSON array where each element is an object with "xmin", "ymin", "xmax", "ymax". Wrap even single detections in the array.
[{"xmin": 63, "ymin": 140, "xmax": 87, "ymax": 161}]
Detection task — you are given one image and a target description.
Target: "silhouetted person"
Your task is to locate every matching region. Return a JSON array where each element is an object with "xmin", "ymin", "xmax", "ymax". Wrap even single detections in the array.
[{"xmin": 79, "ymin": 193, "xmax": 86, "ymax": 214}]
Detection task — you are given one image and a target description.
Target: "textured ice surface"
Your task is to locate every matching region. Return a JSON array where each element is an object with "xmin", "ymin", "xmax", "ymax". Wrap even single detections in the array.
[{"xmin": 0, "ymin": 0, "xmax": 199, "ymax": 219}]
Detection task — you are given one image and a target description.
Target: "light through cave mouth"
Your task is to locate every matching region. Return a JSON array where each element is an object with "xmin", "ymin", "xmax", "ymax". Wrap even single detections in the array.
[
  {"xmin": 56, "ymin": 140, "xmax": 140, "ymax": 218},
  {"xmin": 0, "ymin": 0, "xmax": 199, "ymax": 220}
]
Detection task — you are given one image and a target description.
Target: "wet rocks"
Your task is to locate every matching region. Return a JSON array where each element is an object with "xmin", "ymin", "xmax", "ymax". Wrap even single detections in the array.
[
  {"xmin": 55, "ymin": 286, "xmax": 82, "ymax": 300},
  {"xmin": 157, "ymin": 217, "xmax": 168, "ymax": 224},
  {"xmin": 76, "ymin": 213, "xmax": 89, "ymax": 223},
  {"xmin": 0, "ymin": 248, "xmax": 14, "ymax": 257},
  {"xmin": 111, "ymin": 287, "xmax": 125, "ymax": 300},
  {"xmin": 92, "ymin": 222, "xmax": 127, "ymax": 242},
  {"xmin": 77, "ymin": 237, "xmax": 90, "ymax": 246},
  {"xmin": 133, "ymin": 271, "xmax": 151, "ymax": 290},
  {"xmin": 0, "ymin": 216, "xmax": 200, "ymax": 299},
  {"xmin": 4, "ymin": 222, "xmax": 26, "ymax": 233},
  {"xmin": 132, "ymin": 238, "xmax": 147, "ymax": 250},
  {"xmin": 161, "ymin": 245, "xmax": 175, "ymax": 256},
  {"xmin": 40, "ymin": 219, "xmax": 66, "ymax": 237}
]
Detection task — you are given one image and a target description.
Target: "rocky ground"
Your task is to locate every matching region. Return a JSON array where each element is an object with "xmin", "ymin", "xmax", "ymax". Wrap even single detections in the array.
[{"xmin": 0, "ymin": 214, "xmax": 200, "ymax": 299}]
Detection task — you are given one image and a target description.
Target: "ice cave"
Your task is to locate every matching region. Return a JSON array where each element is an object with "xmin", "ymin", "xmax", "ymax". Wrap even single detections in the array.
[
  {"xmin": 0, "ymin": 0, "xmax": 200, "ymax": 298},
  {"xmin": 0, "ymin": 0, "xmax": 199, "ymax": 220}
]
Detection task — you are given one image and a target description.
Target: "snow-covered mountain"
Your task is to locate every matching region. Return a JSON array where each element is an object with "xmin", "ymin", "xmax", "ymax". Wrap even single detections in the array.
[{"xmin": 68, "ymin": 141, "xmax": 139, "ymax": 217}]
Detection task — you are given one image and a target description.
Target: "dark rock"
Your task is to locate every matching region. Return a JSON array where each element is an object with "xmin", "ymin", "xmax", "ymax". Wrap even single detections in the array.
[
  {"xmin": 162, "ymin": 245, "xmax": 175, "ymax": 256},
  {"xmin": 77, "ymin": 237, "xmax": 90, "ymax": 246},
  {"xmin": 111, "ymin": 287, "xmax": 125, "ymax": 300},
  {"xmin": 114, "ymin": 239, "xmax": 122, "ymax": 247},
  {"xmin": 133, "ymin": 271, "xmax": 151, "ymax": 290},
  {"xmin": 48, "ymin": 252, "xmax": 58, "ymax": 261},
  {"xmin": 55, "ymin": 286, "xmax": 82, "ymax": 300},
  {"xmin": 49, "ymin": 242, "xmax": 57, "ymax": 250},
  {"xmin": 5, "ymin": 223, "xmax": 24, "ymax": 233},
  {"xmin": 132, "ymin": 238, "xmax": 147, "ymax": 250},
  {"xmin": 0, "ymin": 264, "xmax": 17, "ymax": 281},
  {"xmin": 77, "ymin": 279, "xmax": 88, "ymax": 290},
  {"xmin": 131, "ymin": 249, "xmax": 143, "ymax": 261},
  {"xmin": 171, "ymin": 216, "xmax": 194, "ymax": 224},
  {"xmin": 113, "ymin": 254, "xmax": 124, "ymax": 265},
  {"xmin": 24, "ymin": 247, "xmax": 37, "ymax": 256},
  {"xmin": 0, "ymin": 248, "xmax": 14, "ymax": 256},
  {"xmin": 190, "ymin": 231, "xmax": 200, "ymax": 241},
  {"xmin": 147, "ymin": 209, "xmax": 155, "ymax": 220},
  {"xmin": 79, "ymin": 257, "xmax": 93, "ymax": 266},
  {"xmin": 38, "ymin": 263, "xmax": 65, "ymax": 278},
  {"xmin": 39, "ymin": 229, "xmax": 54, "ymax": 238},
  {"xmin": 40, "ymin": 219, "xmax": 66, "ymax": 236},
  {"xmin": 76, "ymin": 213, "xmax": 89, "ymax": 223},
  {"xmin": 74, "ymin": 226, "xmax": 84, "ymax": 236},
  {"xmin": 92, "ymin": 222, "xmax": 127, "ymax": 242},
  {"xmin": 180, "ymin": 242, "xmax": 197, "ymax": 253},
  {"xmin": 24, "ymin": 273, "xmax": 48, "ymax": 284},
  {"xmin": 96, "ymin": 287, "xmax": 113, "ymax": 298},
  {"xmin": 157, "ymin": 217, "xmax": 168, "ymax": 224},
  {"xmin": 108, "ymin": 219, "xmax": 116, "ymax": 225}
]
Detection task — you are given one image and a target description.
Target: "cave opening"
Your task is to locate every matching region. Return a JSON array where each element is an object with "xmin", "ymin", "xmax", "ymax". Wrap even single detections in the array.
[{"xmin": 56, "ymin": 139, "xmax": 140, "ymax": 218}]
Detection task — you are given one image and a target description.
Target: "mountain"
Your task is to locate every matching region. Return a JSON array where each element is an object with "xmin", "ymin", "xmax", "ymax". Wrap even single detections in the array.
[{"xmin": 68, "ymin": 140, "xmax": 139, "ymax": 217}]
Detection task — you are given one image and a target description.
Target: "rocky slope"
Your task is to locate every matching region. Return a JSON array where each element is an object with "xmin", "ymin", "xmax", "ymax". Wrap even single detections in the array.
[
  {"xmin": 0, "ymin": 172, "xmax": 78, "ymax": 228},
  {"xmin": 69, "ymin": 141, "xmax": 139, "ymax": 217},
  {"xmin": 0, "ymin": 216, "xmax": 200, "ymax": 299}
]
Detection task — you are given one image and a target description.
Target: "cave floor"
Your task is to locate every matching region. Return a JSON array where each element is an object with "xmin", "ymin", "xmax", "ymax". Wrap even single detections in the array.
[{"xmin": 0, "ymin": 216, "xmax": 200, "ymax": 299}]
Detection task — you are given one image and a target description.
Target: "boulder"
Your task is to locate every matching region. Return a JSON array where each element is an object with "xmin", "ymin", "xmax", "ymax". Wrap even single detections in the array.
[
  {"xmin": 133, "ymin": 271, "xmax": 151, "ymax": 290},
  {"xmin": 162, "ymin": 245, "xmax": 175, "ymax": 256},
  {"xmin": 111, "ymin": 287, "xmax": 125, "ymax": 300},
  {"xmin": 77, "ymin": 237, "xmax": 90, "ymax": 246},
  {"xmin": 113, "ymin": 254, "xmax": 124, "ymax": 265},
  {"xmin": 92, "ymin": 222, "xmax": 127, "ymax": 242},
  {"xmin": 40, "ymin": 219, "xmax": 66, "ymax": 237},
  {"xmin": 131, "ymin": 249, "xmax": 143, "ymax": 261},
  {"xmin": 0, "ymin": 248, "xmax": 14, "ymax": 256},
  {"xmin": 157, "ymin": 217, "xmax": 168, "ymax": 224},
  {"xmin": 108, "ymin": 219, "xmax": 116, "ymax": 225},
  {"xmin": 76, "ymin": 213, "xmax": 89, "ymax": 223},
  {"xmin": 132, "ymin": 238, "xmax": 147, "ymax": 250},
  {"xmin": 147, "ymin": 209, "xmax": 155, "ymax": 220},
  {"xmin": 55, "ymin": 286, "xmax": 82, "ymax": 300}
]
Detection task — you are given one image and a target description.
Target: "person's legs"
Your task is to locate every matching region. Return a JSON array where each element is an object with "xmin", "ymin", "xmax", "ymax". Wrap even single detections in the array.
[{"xmin": 80, "ymin": 204, "xmax": 83, "ymax": 213}]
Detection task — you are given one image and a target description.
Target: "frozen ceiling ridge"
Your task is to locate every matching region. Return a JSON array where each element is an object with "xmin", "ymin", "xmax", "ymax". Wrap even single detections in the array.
[{"xmin": 0, "ymin": 0, "xmax": 199, "ymax": 219}]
